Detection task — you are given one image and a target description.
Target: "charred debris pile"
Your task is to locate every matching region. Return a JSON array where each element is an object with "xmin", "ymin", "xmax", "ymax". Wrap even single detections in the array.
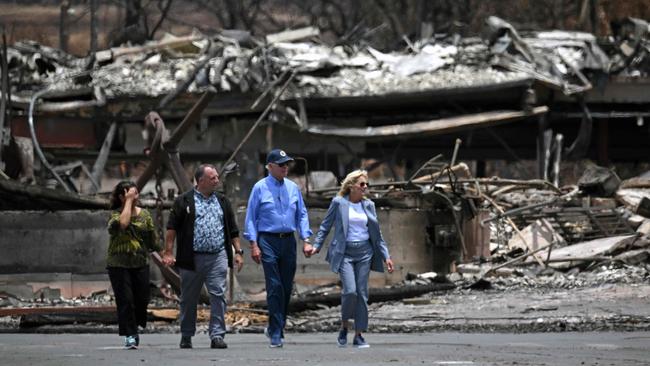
[
  {"xmin": 309, "ymin": 150, "xmax": 650, "ymax": 288},
  {"xmin": 1, "ymin": 17, "xmax": 650, "ymax": 332},
  {"xmin": 2, "ymin": 155, "xmax": 649, "ymax": 333},
  {"xmin": 1, "ymin": 16, "xmax": 649, "ymax": 202}
]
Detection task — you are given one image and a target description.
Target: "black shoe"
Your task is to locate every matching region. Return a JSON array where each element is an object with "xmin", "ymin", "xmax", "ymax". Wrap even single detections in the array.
[
  {"xmin": 179, "ymin": 336, "xmax": 192, "ymax": 349},
  {"xmin": 134, "ymin": 335, "xmax": 140, "ymax": 347},
  {"xmin": 210, "ymin": 336, "xmax": 227, "ymax": 349}
]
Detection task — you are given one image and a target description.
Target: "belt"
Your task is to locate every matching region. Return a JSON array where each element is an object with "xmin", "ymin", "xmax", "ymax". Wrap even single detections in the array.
[
  {"xmin": 259, "ymin": 231, "xmax": 294, "ymax": 238},
  {"xmin": 194, "ymin": 247, "xmax": 224, "ymax": 255}
]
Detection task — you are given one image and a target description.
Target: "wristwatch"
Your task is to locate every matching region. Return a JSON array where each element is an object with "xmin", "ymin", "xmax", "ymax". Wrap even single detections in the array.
[{"xmin": 235, "ymin": 248, "xmax": 244, "ymax": 255}]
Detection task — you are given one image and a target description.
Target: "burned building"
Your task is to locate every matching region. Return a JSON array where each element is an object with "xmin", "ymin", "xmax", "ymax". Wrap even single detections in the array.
[{"xmin": 0, "ymin": 17, "xmax": 649, "ymax": 299}]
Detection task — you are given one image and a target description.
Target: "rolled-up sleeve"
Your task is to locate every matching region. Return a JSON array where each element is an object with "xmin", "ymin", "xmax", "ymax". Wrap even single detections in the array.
[
  {"xmin": 243, "ymin": 186, "xmax": 260, "ymax": 241},
  {"xmin": 313, "ymin": 198, "xmax": 337, "ymax": 251},
  {"xmin": 295, "ymin": 189, "xmax": 312, "ymax": 240},
  {"xmin": 371, "ymin": 202, "xmax": 390, "ymax": 260}
]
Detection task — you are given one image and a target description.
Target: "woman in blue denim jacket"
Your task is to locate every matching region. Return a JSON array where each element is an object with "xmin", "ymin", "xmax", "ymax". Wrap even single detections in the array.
[{"xmin": 309, "ymin": 170, "xmax": 394, "ymax": 348}]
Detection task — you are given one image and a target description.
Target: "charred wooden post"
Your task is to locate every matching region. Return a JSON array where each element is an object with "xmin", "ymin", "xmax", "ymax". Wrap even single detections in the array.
[
  {"xmin": 566, "ymin": 97, "xmax": 593, "ymax": 158},
  {"xmin": 163, "ymin": 92, "xmax": 215, "ymax": 193},
  {"xmin": 135, "ymin": 112, "xmax": 166, "ymax": 192},
  {"xmin": 536, "ymin": 114, "xmax": 549, "ymax": 179},
  {"xmin": 251, "ymin": 282, "xmax": 456, "ymax": 313},
  {"xmin": 552, "ymin": 134, "xmax": 563, "ymax": 187},
  {"xmin": 135, "ymin": 92, "xmax": 221, "ymax": 302},
  {"xmin": 0, "ymin": 29, "xmax": 8, "ymax": 171},
  {"xmin": 221, "ymin": 71, "xmax": 296, "ymax": 173},
  {"xmin": 89, "ymin": 122, "xmax": 117, "ymax": 194},
  {"xmin": 59, "ymin": 1, "xmax": 70, "ymax": 52}
]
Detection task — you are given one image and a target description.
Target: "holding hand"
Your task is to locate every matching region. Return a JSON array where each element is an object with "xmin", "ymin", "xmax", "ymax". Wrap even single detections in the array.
[
  {"xmin": 250, "ymin": 242, "xmax": 261, "ymax": 264},
  {"xmin": 303, "ymin": 242, "xmax": 318, "ymax": 258},
  {"xmin": 234, "ymin": 253, "xmax": 244, "ymax": 272},
  {"xmin": 385, "ymin": 258, "xmax": 395, "ymax": 273},
  {"xmin": 161, "ymin": 251, "xmax": 176, "ymax": 266}
]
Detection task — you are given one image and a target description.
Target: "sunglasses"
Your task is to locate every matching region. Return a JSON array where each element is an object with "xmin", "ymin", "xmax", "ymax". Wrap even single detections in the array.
[
  {"xmin": 275, "ymin": 162, "xmax": 290, "ymax": 167},
  {"xmin": 358, "ymin": 182, "xmax": 368, "ymax": 187}
]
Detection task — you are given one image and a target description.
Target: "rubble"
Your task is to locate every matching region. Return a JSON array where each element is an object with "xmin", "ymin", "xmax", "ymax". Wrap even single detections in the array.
[
  {"xmin": 7, "ymin": 15, "xmax": 649, "ymax": 115},
  {"xmin": 2, "ymin": 16, "xmax": 650, "ymax": 336},
  {"xmin": 2, "ymin": 29, "xmax": 531, "ymax": 112}
]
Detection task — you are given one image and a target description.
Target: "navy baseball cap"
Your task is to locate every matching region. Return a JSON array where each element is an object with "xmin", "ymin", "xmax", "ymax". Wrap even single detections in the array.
[{"xmin": 266, "ymin": 149, "xmax": 294, "ymax": 164}]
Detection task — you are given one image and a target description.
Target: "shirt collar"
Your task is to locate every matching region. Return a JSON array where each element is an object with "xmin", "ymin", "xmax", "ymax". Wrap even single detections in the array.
[
  {"xmin": 194, "ymin": 188, "xmax": 216, "ymax": 200},
  {"xmin": 265, "ymin": 174, "xmax": 285, "ymax": 186}
]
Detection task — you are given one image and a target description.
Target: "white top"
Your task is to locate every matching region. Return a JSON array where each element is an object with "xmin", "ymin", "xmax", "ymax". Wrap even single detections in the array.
[{"xmin": 346, "ymin": 201, "xmax": 370, "ymax": 241}]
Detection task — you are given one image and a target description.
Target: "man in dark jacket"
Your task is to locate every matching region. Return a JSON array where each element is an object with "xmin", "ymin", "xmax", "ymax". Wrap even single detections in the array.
[{"xmin": 162, "ymin": 164, "xmax": 244, "ymax": 349}]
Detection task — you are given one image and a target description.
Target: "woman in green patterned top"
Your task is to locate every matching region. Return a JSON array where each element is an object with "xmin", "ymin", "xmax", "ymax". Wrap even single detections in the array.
[{"xmin": 107, "ymin": 181, "xmax": 161, "ymax": 349}]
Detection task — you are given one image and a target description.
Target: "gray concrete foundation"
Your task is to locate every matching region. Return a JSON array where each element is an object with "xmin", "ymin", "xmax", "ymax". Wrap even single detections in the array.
[{"xmin": 0, "ymin": 208, "xmax": 432, "ymax": 298}]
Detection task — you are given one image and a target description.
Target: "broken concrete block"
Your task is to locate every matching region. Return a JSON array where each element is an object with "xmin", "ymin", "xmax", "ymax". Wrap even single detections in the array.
[
  {"xmin": 627, "ymin": 214, "xmax": 646, "ymax": 229},
  {"xmin": 636, "ymin": 197, "xmax": 650, "ymax": 218},
  {"xmin": 589, "ymin": 197, "xmax": 617, "ymax": 209},
  {"xmin": 33, "ymin": 287, "xmax": 62, "ymax": 301},
  {"xmin": 578, "ymin": 165, "xmax": 621, "ymax": 197},
  {"xmin": 637, "ymin": 220, "xmax": 650, "ymax": 236},
  {"xmin": 0, "ymin": 286, "xmax": 33, "ymax": 301},
  {"xmin": 543, "ymin": 235, "xmax": 636, "ymax": 269},
  {"xmin": 615, "ymin": 188, "xmax": 650, "ymax": 210},
  {"xmin": 508, "ymin": 219, "xmax": 560, "ymax": 251},
  {"xmin": 614, "ymin": 249, "xmax": 649, "ymax": 265}
]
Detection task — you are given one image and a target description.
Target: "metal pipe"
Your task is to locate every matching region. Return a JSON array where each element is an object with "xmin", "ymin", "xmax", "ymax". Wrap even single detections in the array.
[
  {"xmin": 450, "ymin": 138, "xmax": 462, "ymax": 167},
  {"xmin": 406, "ymin": 154, "xmax": 443, "ymax": 185},
  {"xmin": 28, "ymin": 89, "xmax": 70, "ymax": 191},
  {"xmin": 220, "ymin": 71, "xmax": 295, "ymax": 175},
  {"xmin": 426, "ymin": 189, "xmax": 468, "ymax": 258},
  {"xmin": 552, "ymin": 134, "xmax": 563, "ymax": 187},
  {"xmin": 163, "ymin": 91, "xmax": 215, "ymax": 150},
  {"xmin": 480, "ymin": 197, "xmax": 559, "ymax": 226}
]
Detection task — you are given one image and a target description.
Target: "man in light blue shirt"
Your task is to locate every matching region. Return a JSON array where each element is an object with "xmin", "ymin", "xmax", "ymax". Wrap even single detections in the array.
[{"xmin": 244, "ymin": 149, "xmax": 313, "ymax": 348}]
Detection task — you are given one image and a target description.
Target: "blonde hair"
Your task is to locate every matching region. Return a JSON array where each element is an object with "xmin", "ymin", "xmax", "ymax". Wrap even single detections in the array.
[{"xmin": 338, "ymin": 170, "xmax": 368, "ymax": 197}]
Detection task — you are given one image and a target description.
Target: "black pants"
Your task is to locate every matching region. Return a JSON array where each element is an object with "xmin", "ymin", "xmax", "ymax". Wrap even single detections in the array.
[{"xmin": 107, "ymin": 266, "xmax": 150, "ymax": 336}]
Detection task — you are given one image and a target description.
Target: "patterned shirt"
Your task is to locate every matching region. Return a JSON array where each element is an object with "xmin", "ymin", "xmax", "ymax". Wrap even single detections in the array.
[
  {"xmin": 107, "ymin": 209, "xmax": 161, "ymax": 268},
  {"xmin": 193, "ymin": 189, "xmax": 225, "ymax": 253}
]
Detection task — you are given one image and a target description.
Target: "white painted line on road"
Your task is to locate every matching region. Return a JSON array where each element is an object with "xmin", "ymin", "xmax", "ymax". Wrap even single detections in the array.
[{"xmin": 585, "ymin": 343, "xmax": 620, "ymax": 350}]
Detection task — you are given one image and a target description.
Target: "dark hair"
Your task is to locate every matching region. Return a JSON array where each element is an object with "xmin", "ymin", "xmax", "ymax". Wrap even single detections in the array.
[
  {"xmin": 110, "ymin": 181, "xmax": 137, "ymax": 210},
  {"xmin": 194, "ymin": 164, "xmax": 217, "ymax": 183}
]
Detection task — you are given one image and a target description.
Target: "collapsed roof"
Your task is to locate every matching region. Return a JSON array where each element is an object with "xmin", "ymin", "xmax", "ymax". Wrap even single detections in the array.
[{"xmin": 4, "ymin": 16, "xmax": 648, "ymax": 116}]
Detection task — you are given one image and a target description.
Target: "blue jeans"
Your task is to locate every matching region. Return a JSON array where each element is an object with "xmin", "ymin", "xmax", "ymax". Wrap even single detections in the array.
[
  {"xmin": 339, "ymin": 240, "xmax": 373, "ymax": 332},
  {"xmin": 179, "ymin": 250, "xmax": 228, "ymax": 340},
  {"xmin": 258, "ymin": 233, "xmax": 297, "ymax": 342}
]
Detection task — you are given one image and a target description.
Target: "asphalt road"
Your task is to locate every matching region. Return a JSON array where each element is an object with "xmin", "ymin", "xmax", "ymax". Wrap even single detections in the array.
[{"xmin": 0, "ymin": 332, "xmax": 648, "ymax": 366}]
